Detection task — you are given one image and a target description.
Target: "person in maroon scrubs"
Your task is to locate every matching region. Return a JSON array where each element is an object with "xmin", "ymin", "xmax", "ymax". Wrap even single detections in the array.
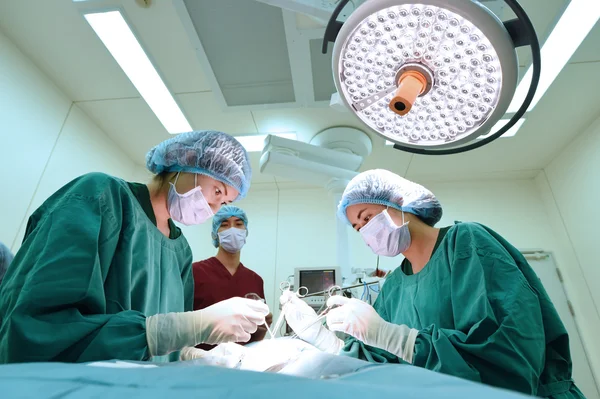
[{"xmin": 192, "ymin": 205, "xmax": 272, "ymax": 350}]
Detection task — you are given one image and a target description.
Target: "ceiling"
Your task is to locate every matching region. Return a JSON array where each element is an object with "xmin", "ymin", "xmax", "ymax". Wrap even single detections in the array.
[{"xmin": 0, "ymin": 0, "xmax": 599, "ymax": 186}]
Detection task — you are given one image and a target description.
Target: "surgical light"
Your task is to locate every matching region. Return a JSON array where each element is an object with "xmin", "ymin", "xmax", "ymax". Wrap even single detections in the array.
[
  {"xmin": 323, "ymin": 0, "xmax": 541, "ymax": 155},
  {"xmin": 507, "ymin": 0, "xmax": 600, "ymax": 112},
  {"xmin": 84, "ymin": 11, "xmax": 193, "ymax": 134}
]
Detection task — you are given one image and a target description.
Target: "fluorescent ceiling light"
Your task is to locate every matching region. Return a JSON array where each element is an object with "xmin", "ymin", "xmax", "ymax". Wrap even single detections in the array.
[
  {"xmin": 477, "ymin": 118, "xmax": 526, "ymax": 139},
  {"xmin": 384, "ymin": 119, "xmax": 526, "ymax": 145},
  {"xmin": 508, "ymin": 0, "xmax": 600, "ymax": 112},
  {"xmin": 84, "ymin": 11, "xmax": 192, "ymax": 134},
  {"xmin": 236, "ymin": 133, "xmax": 297, "ymax": 152}
]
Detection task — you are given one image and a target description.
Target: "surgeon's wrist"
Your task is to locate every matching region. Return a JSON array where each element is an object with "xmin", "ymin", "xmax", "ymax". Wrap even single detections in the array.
[
  {"xmin": 180, "ymin": 346, "xmax": 207, "ymax": 361},
  {"xmin": 313, "ymin": 327, "xmax": 344, "ymax": 354},
  {"xmin": 146, "ymin": 312, "xmax": 198, "ymax": 357},
  {"xmin": 374, "ymin": 321, "xmax": 419, "ymax": 363}
]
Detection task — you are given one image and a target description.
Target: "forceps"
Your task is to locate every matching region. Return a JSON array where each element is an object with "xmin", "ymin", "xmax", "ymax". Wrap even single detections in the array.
[
  {"xmin": 279, "ymin": 281, "xmax": 309, "ymax": 298},
  {"xmin": 270, "ymin": 281, "xmax": 310, "ymax": 338},
  {"xmin": 290, "ymin": 285, "xmax": 342, "ymax": 340},
  {"xmin": 245, "ymin": 293, "xmax": 275, "ymax": 339}
]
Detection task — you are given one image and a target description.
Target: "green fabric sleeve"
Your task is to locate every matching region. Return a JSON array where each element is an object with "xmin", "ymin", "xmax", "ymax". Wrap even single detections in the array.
[
  {"xmin": 182, "ymin": 260, "xmax": 194, "ymax": 313},
  {"xmin": 412, "ymin": 247, "xmax": 546, "ymax": 395},
  {"xmin": 0, "ymin": 196, "xmax": 148, "ymax": 363}
]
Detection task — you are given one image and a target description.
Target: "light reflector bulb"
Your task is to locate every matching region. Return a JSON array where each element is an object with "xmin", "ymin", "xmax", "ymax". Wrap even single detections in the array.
[{"xmin": 333, "ymin": 1, "xmax": 518, "ymax": 148}]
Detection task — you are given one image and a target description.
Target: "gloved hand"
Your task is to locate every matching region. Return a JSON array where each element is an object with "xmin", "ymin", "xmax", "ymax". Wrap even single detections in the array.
[
  {"xmin": 180, "ymin": 343, "xmax": 247, "ymax": 368},
  {"xmin": 180, "ymin": 346, "xmax": 207, "ymax": 361},
  {"xmin": 280, "ymin": 291, "xmax": 343, "ymax": 354},
  {"xmin": 252, "ymin": 313, "xmax": 273, "ymax": 342},
  {"xmin": 146, "ymin": 297, "xmax": 269, "ymax": 357},
  {"xmin": 326, "ymin": 296, "xmax": 418, "ymax": 362}
]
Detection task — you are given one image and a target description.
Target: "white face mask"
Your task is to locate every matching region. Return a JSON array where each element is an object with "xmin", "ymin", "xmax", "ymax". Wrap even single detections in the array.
[
  {"xmin": 167, "ymin": 173, "xmax": 214, "ymax": 226},
  {"xmin": 360, "ymin": 209, "xmax": 411, "ymax": 257},
  {"xmin": 218, "ymin": 227, "xmax": 247, "ymax": 253}
]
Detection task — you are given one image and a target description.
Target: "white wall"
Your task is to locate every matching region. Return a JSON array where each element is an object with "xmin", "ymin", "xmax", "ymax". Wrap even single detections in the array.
[
  {"xmin": 0, "ymin": 29, "xmax": 136, "ymax": 252},
  {"xmin": 537, "ymin": 115, "xmax": 600, "ymax": 381},
  {"xmin": 1, "ymin": 28, "xmax": 70, "ymax": 248}
]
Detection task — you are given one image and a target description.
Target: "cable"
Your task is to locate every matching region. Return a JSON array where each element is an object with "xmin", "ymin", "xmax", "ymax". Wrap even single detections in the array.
[{"xmin": 360, "ymin": 281, "xmax": 367, "ymax": 301}]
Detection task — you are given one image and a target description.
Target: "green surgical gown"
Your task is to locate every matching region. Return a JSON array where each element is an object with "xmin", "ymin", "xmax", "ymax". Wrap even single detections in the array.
[
  {"xmin": 0, "ymin": 173, "xmax": 194, "ymax": 363},
  {"xmin": 341, "ymin": 222, "xmax": 585, "ymax": 399}
]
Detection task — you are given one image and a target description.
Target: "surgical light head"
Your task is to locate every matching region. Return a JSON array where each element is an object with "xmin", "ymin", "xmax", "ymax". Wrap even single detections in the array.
[{"xmin": 323, "ymin": 0, "xmax": 540, "ymax": 155}]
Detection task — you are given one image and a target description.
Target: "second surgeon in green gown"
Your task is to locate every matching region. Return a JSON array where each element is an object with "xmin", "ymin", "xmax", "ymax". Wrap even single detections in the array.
[
  {"xmin": 281, "ymin": 169, "xmax": 585, "ymax": 399},
  {"xmin": 0, "ymin": 130, "xmax": 269, "ymax": 364}
]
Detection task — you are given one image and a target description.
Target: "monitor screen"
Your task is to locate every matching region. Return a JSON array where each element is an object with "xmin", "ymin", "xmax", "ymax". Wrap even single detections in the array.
[{"xmin": 298, "ymin": 269, "xmax": 336, "ymax": 294}]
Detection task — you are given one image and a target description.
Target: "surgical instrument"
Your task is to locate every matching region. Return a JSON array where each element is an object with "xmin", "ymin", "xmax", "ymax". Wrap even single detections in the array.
[
  {"xmin": 301, "ymin": 281, "xmax": 380, "ymax": 298},
  {"xmin": 271, "ymin": 281, "xmax": 310, "ymax": 338},
  {"xmin": 290, "ymin": 285, "xmax": 343, "ymax": 340},
  {"xmin": 245, "ymin": 293, "xmax": 275, "ymax": 339},
  {"xmin": 279, "ymin": 281, "xmax": 309, "ymax": 298}
]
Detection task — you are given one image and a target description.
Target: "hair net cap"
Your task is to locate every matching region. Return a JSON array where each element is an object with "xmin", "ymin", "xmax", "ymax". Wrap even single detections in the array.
[
  {"xmin": 212, "ymin": 205, "xmax": 249, "ymax": 247},
  {"xmin": 337, "ymin": 169, "xmax": 442, "ymax": 227},
  {"xmin": 146, "ymin": 131, "xmax": 252, "ymax": 200}
]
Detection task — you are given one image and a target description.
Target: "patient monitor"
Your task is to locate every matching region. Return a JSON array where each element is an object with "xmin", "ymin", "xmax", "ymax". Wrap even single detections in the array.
[{"xmin": 294, "ymin": 267, "xmax": 342, "ymax": 309}]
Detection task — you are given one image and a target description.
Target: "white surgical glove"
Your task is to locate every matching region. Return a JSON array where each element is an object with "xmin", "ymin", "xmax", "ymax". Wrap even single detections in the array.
[
  {"xmin": 180, "ymin": 343, "xmax": 247, "ymax": 368},
  {"xmin": 326, "ymin": 296, "xmax": 418, "ymax": 363},
  {"xmin": 146, "ymin": 297, "xmax": 269, "ymax": 357},
  {"xmin": 180, "ymin": 346, "xmax": 207, "ymax": 361},
  {"xmin": 280, "ymin": 291, "xmax": 343, "ymax": 354}
]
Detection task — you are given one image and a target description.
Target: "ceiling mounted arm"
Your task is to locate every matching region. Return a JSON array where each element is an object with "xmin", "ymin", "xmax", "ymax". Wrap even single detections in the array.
[{"xmin": 322, "ymin": 0, "xmax": 352, "ymax": 54}]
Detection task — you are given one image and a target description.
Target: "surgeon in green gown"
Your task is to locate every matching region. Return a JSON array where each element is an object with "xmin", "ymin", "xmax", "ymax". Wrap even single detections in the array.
[
  {"xmin": 0, "ymin": 130, "xmax": 269, "ymax": 364},
  {"xmin": 281, "ymin": 169, "xmax": 585, "ymax": 398}
]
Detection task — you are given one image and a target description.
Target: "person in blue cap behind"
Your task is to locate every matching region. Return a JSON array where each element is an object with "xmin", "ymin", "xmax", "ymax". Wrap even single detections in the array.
[
  {"xmin": 0, "ymin": 242, "xmax": 13, "ymax": 285},
  {"xmin": 282, "ymin": 169, "xmax": 584, "ymax": 399},
  {"xmin": 0, "ymin": 130, "xmax": 269, "ymax": 364},
  {"xmin": 192, "ymin": 205, "xmax": 272, "ymax": 352}
]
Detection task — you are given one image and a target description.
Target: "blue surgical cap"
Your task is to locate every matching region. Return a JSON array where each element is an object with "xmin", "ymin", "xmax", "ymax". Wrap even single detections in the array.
[
  {"xmin": 337, "ymin": 169, "xmax": 442, "ymax": 227},
  {"xmin": 211, "ymin": 205, "xmax": 248, "ymax": 247},
  {"xmin": 146, "ymin": 130, "xmax": 252, "ymax": 200}
]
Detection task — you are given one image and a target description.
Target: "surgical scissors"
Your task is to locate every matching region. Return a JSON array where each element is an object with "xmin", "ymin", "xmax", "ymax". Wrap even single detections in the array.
[
  {"xmin": 279, "ymin": 281, "xmax": 309, "ymax": 298},
  {"xmin": 301, "ymin": 282, "xmax": 379, "ymax": 298}
]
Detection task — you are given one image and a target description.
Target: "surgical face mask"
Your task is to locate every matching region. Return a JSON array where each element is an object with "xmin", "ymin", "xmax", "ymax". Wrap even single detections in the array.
[
  {"xmin": 359, "ymin": 209, "xmax": 411, "ymax": 257},
  {"xmin": 167, "ymin": 173, "xmax": 214, "ymax": 226},
  {"xmin": 218, "ymin": 227, "xmax": 247, "ymax": 253}
]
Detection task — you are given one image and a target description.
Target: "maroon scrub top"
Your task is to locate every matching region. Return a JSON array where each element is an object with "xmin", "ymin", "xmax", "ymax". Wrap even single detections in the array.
[{"xmin": 192, "ymin": 257, "xmax": 266, "ymax": 350}]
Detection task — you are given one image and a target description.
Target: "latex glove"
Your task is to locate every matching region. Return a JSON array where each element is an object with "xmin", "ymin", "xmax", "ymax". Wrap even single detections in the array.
[
  {"xmin": 280, "ymin": 291, "xmax": 343, "ymax": 354},
  {"xmin": 180, "ymin": 346, "xmax": 207, "ymax": 361},
  {"xmin": 251, "ymin": 313, "xmax": 273, "ymax": 342},
  {"xmin": 146, "ymin": 297, "xmax": 269, "ymax": 357},
  {"xmin": 180, "ymin": 344, "xmax": 246, "ymax": 368},
  {"xmin": 326, "ymin": 296, "xmax": 419, "ymax": 363}
]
